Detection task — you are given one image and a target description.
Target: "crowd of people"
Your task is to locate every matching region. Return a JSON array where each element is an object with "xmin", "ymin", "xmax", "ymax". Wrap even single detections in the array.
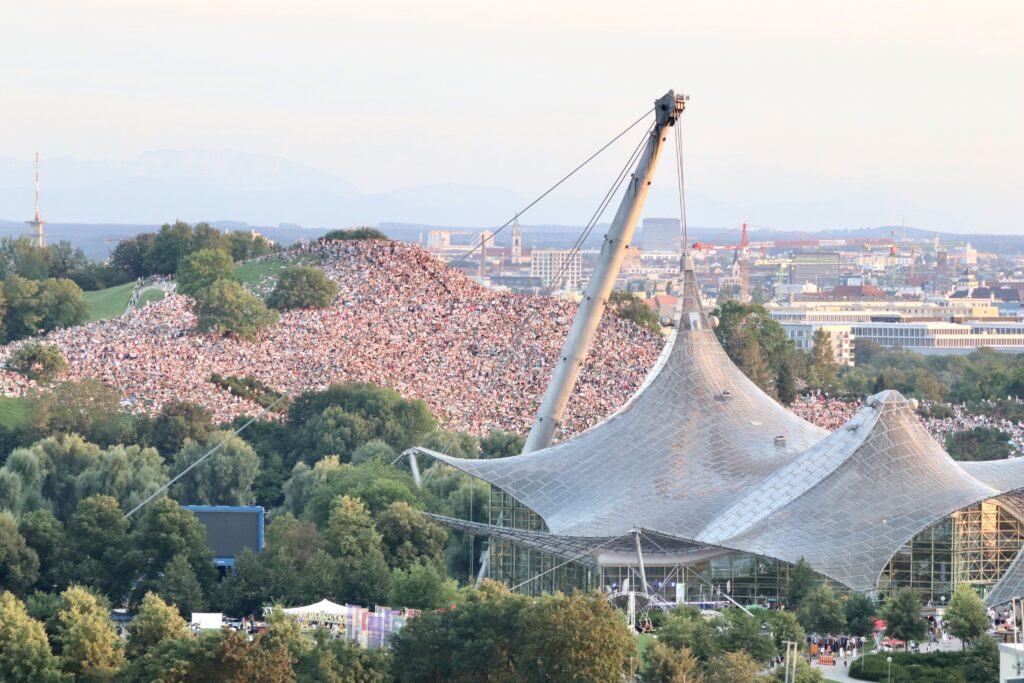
[
  {"xmin": 0, "ymin": 240, "xmax": 663, "ymax": 437},
  {"xmin": 0, "ymin": 238, "xmax": 1020, "ymax": 451},
  {"xmin": 791, "ymin": 393, "xmax": 1024, "ymax": 455}
]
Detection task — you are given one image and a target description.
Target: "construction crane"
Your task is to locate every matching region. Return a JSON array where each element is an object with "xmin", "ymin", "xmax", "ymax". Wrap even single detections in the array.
[{"xmin": 691, "ymin": 223, "xmax": 894, "ymax": 253}]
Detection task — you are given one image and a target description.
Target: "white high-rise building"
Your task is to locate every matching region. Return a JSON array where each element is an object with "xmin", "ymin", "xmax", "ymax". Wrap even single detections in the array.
[{"xmin": 531, "ymin": 250, "xmax": 582, "ymax": 290}]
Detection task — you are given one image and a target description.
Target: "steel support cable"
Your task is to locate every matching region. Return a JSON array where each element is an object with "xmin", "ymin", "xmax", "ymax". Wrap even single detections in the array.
[
  {"xmin": 509, "ymin": 533, "xmax": 630, "ymax": 592},
  {"xmin": 674, "ymin": 120, "xmax": 688, "ymax": 257},
  {"xmin": 638, "ymin": 529, "xmax": 753, "ymax": 616},
  {"xmin": 447, "ymin": 107, "xmax": 655, "ymax": 271},
  {"xmin": 123, "ymin": 392, "xmax": 290, "ymax": 519},
  {"xmin": 418, "ymin": 124, "xmax": 654, "ymax": 581},
  {"xmin": 424, "ymin": 120, "xmax": 655, "ymax": 463}
]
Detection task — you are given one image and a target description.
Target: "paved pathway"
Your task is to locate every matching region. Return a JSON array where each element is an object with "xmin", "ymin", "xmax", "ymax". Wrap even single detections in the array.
[
  {"xmin": 124, "ymin": 282, "xmax": 175, "ymax": 314},
  {"xmin": 809, "ymin": 638, "xmax": 964, "ymax": 681}
]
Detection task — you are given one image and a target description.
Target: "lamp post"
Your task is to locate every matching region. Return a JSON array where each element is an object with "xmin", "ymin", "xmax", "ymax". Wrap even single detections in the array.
[{"xmin": 887, "ymin": 655, "xmax": 893, "ymax": 682}]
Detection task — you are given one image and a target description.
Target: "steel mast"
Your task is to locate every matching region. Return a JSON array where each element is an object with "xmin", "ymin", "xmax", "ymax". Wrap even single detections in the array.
[{"xmin": 522, "ymin": 90, "xmax": 687, "ymax": 453}]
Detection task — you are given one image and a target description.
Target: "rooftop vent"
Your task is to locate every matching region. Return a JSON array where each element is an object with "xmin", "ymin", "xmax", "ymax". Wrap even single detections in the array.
[{"xmin": 774, "ymin": 435, "xmax": 786, "ymax": 447}]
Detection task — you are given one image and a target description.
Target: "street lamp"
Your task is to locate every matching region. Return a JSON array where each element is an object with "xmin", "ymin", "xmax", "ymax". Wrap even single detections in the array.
[{"xmin": 887, "ymin": 655, "xmax": 893, "ymax": 682}]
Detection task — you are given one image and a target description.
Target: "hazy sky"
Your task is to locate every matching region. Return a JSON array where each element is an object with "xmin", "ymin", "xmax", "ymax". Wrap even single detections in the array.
[{"xmin": 2, "ymin": 1, "xmax": 1021, "ymax": 232}]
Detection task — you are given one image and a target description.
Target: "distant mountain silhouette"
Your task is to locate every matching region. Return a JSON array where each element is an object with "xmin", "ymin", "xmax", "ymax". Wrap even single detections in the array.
[{"xmin": 0, "ymin": 149, "xmax": 996, "ymax": 238}]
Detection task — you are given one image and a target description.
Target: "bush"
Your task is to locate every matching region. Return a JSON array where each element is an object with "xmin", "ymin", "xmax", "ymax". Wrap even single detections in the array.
[
  {"xmin": 849, "ymin": 650, "xmax": 971, "ymax": 682},
  {"xmin": 209, "ymin": 374, "xmax": 288, "ymax": 411},
  {"xmin": 6, "ymin": 343, "xmax": 68, "ymax": 383},
  {"xmin": 320, "ymin": 228, "xmax": 387, "ymax": 241}
]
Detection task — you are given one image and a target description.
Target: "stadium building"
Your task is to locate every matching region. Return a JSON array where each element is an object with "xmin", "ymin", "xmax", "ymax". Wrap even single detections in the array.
[{"xmin": 414, "ymin": 267, "xmax": 1024, "ymax": 607}]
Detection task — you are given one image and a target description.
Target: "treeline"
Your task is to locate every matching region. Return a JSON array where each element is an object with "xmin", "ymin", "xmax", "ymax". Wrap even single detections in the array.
[
  {"xmin": 714, "ymin": 301, "xmax": 1024, "ymax": 407},
  {"xmin": 0, "ymin": 380, "xmax": 524, "ymax": 608},
  {"xmin": 110, "ymin": 221, "xmax": 276, "ymax": 279}
]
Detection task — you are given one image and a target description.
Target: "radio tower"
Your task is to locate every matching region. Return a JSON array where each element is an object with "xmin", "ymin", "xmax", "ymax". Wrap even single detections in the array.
[{"xmin": 26, "ymin": 153, "xmax": 45, "ymax": 248}]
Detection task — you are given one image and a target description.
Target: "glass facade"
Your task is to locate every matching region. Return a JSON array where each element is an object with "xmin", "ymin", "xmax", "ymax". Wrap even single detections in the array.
[
  {"xmin": 489, "ymin": 492, "xmax": 1024, "ymax": 604},
  {"xmin": 487, "ymin": 486, "xmax": 595, "ymax": 596}
]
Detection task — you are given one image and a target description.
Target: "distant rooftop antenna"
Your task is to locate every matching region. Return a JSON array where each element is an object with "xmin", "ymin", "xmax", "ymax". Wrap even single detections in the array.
[{"xmin": 26, "ymin": 152, "xmax": 45, "ymax": 248}]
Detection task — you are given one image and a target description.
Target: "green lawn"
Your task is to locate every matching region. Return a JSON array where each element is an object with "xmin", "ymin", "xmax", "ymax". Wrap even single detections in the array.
[
  {"xmin": 232, "ymin": 261, "xmax": 285, "ymax": 285},
  {"xmin": 82, "ymin": 282, "xmax": 135, "ymax": 322},
  {"xmin": 0, "ymin": 395, "xmax": 30, "ymax": 430},
  {"xmin": 137, "ymin": 288, "xmax": 166, "ymax": 309}
]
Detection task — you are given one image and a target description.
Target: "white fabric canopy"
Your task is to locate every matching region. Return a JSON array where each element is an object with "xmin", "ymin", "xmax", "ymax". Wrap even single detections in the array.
[{"xmin": 281, "ymin": 599, "xmax": 346, "ymax": 617}]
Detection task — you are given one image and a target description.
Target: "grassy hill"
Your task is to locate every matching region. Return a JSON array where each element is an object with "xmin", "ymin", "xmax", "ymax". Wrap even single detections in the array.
[
  {"xmin": 82, "ymin": 282, "xmax": 135, "ymax": 322},
  {"xmin": 0, "ymin": 395, "xmax": 29, "ymax": 429}
]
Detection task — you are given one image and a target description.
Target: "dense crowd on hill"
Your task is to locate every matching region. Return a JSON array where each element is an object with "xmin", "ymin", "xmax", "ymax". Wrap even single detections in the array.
[
  {"xmin": 0, "ymin": 240, "xmax": 663, "ymax": 438},
  {"xmin": 790, "ymin": 393, "xmax": 1024, "ymax": 453},
  {"xmin": 0, "ymin": 238, "xmax": 1021, "ymax": 450}
]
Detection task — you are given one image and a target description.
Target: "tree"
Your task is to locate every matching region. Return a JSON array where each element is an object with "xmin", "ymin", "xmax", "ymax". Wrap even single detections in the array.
[
  {"xmin": 388, "ymin": 563, "xmax": 458, "ymax": 610},
  {"xmin": 129, "ymin": 497, "xmax": 216, "ymax": 603},
  {"xmin": 65, "ymin": 495, "xmax": 131, "ymax": 600},
  {"xmin": 288, "ymin": 383, "xmax": 436, "ymax": 454},
  {"xmin": 294, "ymin": 634, "xmax": 390, "ymax": 682},
  {"xmin": 809, "ymin": 328, "xmax": 838, "ymax": 390},
  {"xmin": 142, "ymin": 401, "xmax": 214, "ymax": 457},
  {"xmin": 731, "ymin": 326, "xmax": 774, "ymax": 393},
  {"xmin": 126, "ymin": 591, "xmax": 189, "ymax": 660},
  {"xmin": 883, "ymin": 587, "xmax": 927, "ymax": 643},
  {"xmin": 176, "ymin": 248, "xmax": 235, "ymax": 299},
  {"xmin": 944, "ymin": 583, "xmax": 989, "ymax": 647},
  {"xmin": 192, "ymin": 278, "xmax": 279, "ymax": 340},
  {"xmin": 75, "ymin": 443, "xmax": 169, "ymax": 518},
  {"xmin": 843, "ymin": 593, "xmax": 877, "ymax": 638},
  {"xmin": 375, "ymin": 501, "xmax": 447, "ymax": 571},
  {"xmin": 36, "ymin": 278, "xmax": 89, "ymax": 331},
  {"xmin": 159, "ymin": 553, "xmax": 206, "ymax": 618},
  {"xmin": 766, "ymin": 609, "xmax": 804, "ymax": 656},
  {"xmin": 266, "ymin": 265, "xmax": 338, "ymax": 311},
  {"xmin": 350, "ymin": 439, "xmax": 396, "ymax": 465},
  {"xmin": 25, "ymin": 379, "xmax": 134, "ymax": 448},
  {"xmin": 226, "ymin": 231, "xmax": 275, "ymax": 261},
  {"xmin": 640, "ymin": 641, "xmax": 702, "ymax": 683},
  {"xmin": 390, "ymin": 591, "xmax": 525, "ymax": 683},
  {"xmin": 797, "ymin": 583, "xmax": 846, "ymax": 635},
  {"xmin": 144, "ymin": 221, "xmax": 195, "ymax": 275},
  {"xmin": 0, "ymin": 591, "xmax": 64, "ymax": 683},
  {"xmin": 190, "ymin": 223, "xmax": 227, "ymax": 253},
  {"xmin": 324, "ymin": 496, "xmax": 390, "ymax": 605},
  {"xmin": 0, "ymin": 514, "xmax": 40, "ymax": 595},
  {"xmin": 946, "ymin": 427, "xmax": 1013, "ymax": 461},
  {"xmin": 172, "ymin": 431, "xmax": 260, "ymax": 506},
  {"xmin": 704, "ymin": 650, "xmax": 760, "ymax": 683},
  {"xmin": 609, "ymin": 290, "xmax": 662, "ymax": 334},
  {"xmin": 479, "ymin": 430, "xmax": 525, "ymax": 459},
  {"xmin": 3, "ymin": 275, "xmax": 44, "ymax": 341},
  {"xmin": 6, "ymin": 343, "xmax": 67, "ymax": 382},
  {"xmin": 786, "ymin": 558, "xmax": 816, "ymax": 610},
  {"xmin": 320, "ymin": 228, "xmax": 387, "ymax": 241},
  {"xmin": 964, "ymin": 635, "xmax": 999, "ymax": 683},
  {"xmin": 110, "ymin": 233, "xmax": 157, "ymax": 278},
  {"xmin": 54, "ymin": 585, "xmax": 125, "ymax": 680},
  {"xmin": 517, "ymin": 592, "xmax": 637, "ymax": 682},
  {"xmin": 0, "ymin": 236, "xmax": 50, "ymax": 280},
  {"xmin": 18, "ymin": 509, "xmax": 65, "ymax": 591}
]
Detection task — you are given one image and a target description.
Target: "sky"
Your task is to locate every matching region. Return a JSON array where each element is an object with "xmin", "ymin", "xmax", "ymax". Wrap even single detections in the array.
[{"xmin": 1, "ymin": 0, "xmax": 1021, "ymax": 232}]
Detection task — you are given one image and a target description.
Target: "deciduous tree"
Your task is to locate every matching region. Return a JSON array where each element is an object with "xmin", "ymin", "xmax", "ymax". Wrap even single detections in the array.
[
  {"xmin": 192, "ymin": 278, "xmax": 279, "ymax": 340},
  {"xmin": 0, "ymin": 591, "xmax": 64, "ymax": 683},
  {"xmin": 126, "ymin": 591, "xmax": 189, "ymax": 660},
  {"xmin": 176, "ymin": 248, "xmax": 235, "ymax": 299},
  {"xmin": 266, "ymin": 265, "xmax": 338, "ymax": 311}
]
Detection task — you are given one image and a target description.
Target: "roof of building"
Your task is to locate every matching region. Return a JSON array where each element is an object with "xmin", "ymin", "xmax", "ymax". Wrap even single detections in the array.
[{"xmin": 413, "ymin": 268, "xmax": 1024, "ymax": 602}]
